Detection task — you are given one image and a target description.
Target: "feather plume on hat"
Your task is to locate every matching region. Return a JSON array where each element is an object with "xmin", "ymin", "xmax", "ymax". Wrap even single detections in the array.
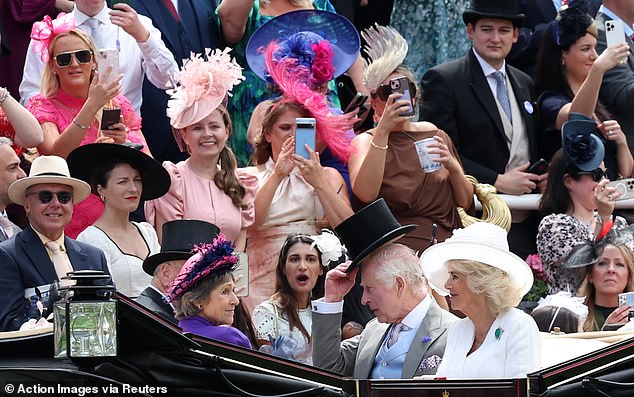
[{"xmin": 361, "ymin": 24, "xmax": 408, "ymax": 92}]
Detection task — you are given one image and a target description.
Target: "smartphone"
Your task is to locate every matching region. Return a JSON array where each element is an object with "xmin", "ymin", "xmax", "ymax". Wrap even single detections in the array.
[
  {"xmin": 527, "ymin": 158, "xmax": 548, "ymax": 175},
  {"xmin": 97, "ymin": 48, "xmax": 119, "ymax": 84},
  {"xmin": 121, "ymin": 141, "xmax": 144, "ymax": 150},
  {"xmin": 605, "ymin": 19, "xmax": 626, "ymax": 49},
  {"xmin": 344, "ymin": 93, "xmax": 368, "ymax": 114},
  {"xmin": 295, "ymin": 117, "xmax": 316, "ymax": 159},
  {"xmin": 606, "ymin": 178, "xmax": 634, "ymax": 201},
  {"xmin": 111, "ymin": 0, "xmax": 131, "ymax": 6},
  {"xmin": 388, "ymin": 76, "xmax": 415, "ymax": 117},
  {"xmin": 233, "ymin": 252, "xmax": 249, "ymax": 298},
  {"xmin": 100, "ymin": 108, "xmax": 121, "ymax": 130}
]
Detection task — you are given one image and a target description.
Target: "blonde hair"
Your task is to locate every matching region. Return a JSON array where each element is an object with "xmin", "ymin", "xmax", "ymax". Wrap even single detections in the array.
[
  {"xmin": 449, "ymin": 259, "xmax": 523, "ymax": 315},
  {"xmin": 578, "ymin": 244, "xmax": 634, "ymax": 331},
  {"xmin": 41, "ymin": 29, "xmax": 97, "ymax": 98}
]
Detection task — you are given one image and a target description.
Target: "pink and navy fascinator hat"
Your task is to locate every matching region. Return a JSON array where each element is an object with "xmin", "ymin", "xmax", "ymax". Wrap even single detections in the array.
[
  {"xmin": 246, "ymin": 10, "xmax": 359, "ymax": 86},
  {"xmin": 167, "ymin": 48, "xmax": 244, "ymax": 132},
  {"xmin": 31, "ymin": 13, "xmax": 75, "ymax": 63},
  {"xmin": 264, "ymin": 43, "xmax": 355, "ymax": 162},
  {"xmin": 165, "ymin": 234, "xmax": 239, "ymax": 303}
]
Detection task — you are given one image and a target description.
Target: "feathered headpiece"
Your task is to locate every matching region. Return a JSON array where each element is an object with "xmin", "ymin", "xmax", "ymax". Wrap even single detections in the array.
[
  {"xmin": 552, "ymin": 1, "xmax": 597, "ymax": 48},
  {"xmin": 361, "ymin": 24, "xmax": 408, "ymax": 92},
  {"xmin": 165, "ymin": 234, "xmax": 239, "ymax": 302},
  {"xmin": 310, "ymin": 229, "xmax": 347, "ymax": 267},
  {"xmin": 31, "ymin": 13, "xmax": 75, "ymax": 63},
  {"xmin": 563, "ymin": 225, "xmax": 634, "ymax": 269},
  {"xmin": 265, "ymin": 42, "xmax": 355, "ymax": 162},
  {"xmin": 167, "ymin": 48, "xmax": 244, "ymax": 132}
]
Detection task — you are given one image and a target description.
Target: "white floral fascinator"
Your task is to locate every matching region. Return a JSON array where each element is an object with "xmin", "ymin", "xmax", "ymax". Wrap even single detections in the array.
[
  {"xmin": 167, "ymin": 48, "xmax": 245, "ymax": 131},
  {"xmin": 361, "ymin": 24, "xmax": 408, "ymax": 92},
  {"xmin": 310, "ymin": 229, "xmax": 347, "ymax": 267},
  {"xmin": 536, "ymin": 291, "xmax": 588, "ymax": 332}
]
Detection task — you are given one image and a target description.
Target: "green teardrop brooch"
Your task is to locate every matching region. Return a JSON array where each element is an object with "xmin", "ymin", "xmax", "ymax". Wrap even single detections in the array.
[{"xmin": 495, "ymin": 327, "xmax": 504, "ymax": 340}]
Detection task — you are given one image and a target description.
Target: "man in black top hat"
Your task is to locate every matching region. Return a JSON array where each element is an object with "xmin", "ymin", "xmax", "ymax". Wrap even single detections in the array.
[
  {"xmin": 136, "ymin": 219, "xmax": 219, "ymax": 323},
  {"xmin": 420, "ymin": 0, "xmax": 543, "ymax": 259},
  {"xmin": 311, "ymin": 199, "xmax": 456, "ymax": 378}
]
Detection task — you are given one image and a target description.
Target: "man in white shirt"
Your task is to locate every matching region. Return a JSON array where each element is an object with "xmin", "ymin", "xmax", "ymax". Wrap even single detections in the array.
[{"xmin": 19, "ymin": 0, "xmax": 177, "ymax": 114}]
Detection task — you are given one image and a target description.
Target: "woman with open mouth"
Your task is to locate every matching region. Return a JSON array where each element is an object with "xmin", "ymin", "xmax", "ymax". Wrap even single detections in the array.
[{"xmin": 251, "ymin": 231, "xmax": 344, "ymax": 364}]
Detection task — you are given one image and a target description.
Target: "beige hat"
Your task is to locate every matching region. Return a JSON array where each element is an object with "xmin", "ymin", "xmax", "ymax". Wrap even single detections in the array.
[{"xmin": 8, "ymin": 155, "xmax": 91, "ymax": 205}]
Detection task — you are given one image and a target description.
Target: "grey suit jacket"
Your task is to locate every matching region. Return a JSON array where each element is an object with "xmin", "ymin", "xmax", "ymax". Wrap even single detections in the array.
[
  {"xmin": 596, "ymin": 11, "xmax": 634, "ymax": 153},
  {"xmin": 135, "ymin": 286, "xmax": 177, "ymax": 324},
  {"xmin": 312, "ymin": 299, "xmax": 456, "ymax": 378}
]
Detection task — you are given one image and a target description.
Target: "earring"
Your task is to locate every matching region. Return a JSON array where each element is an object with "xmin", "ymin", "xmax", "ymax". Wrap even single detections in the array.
[{"xmin": 99, "ymin": 194, "xmax": 105, "ymax": 203}]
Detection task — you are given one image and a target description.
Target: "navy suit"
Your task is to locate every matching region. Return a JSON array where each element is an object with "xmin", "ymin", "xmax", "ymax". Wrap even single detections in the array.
[
  {"xmin": 130, "ymin": 0, "xmax": 224, "ymax": 163},
  {"xmin": 135, "ymin": 286, "xmax": 177, "ymax": 324},
  {"xmin": 0, "ymin": 226, "xmax": 110, "ymax": 331}
]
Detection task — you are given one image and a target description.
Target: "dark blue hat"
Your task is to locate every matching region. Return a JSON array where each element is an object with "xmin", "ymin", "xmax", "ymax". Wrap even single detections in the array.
[{"xmin": 561, "ymin": 113, "xmax": 604, "ymax": 172}]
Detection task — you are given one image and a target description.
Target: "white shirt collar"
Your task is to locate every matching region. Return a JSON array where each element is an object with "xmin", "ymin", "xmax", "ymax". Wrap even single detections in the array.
[
  {"xmin": 400, "ymin": 294, "xmax": 432, "ymax": 330},
  {"xmin": 472, "ymin": 48, "xmax": 506, "ymax": 78},
  {"xmin": 73, "ymin": 4, "xmax": 111, "ymax": 26}
]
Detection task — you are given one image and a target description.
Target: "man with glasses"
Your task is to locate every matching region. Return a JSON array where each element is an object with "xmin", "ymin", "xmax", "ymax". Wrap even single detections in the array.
[{"xmin": 0, "ymin": 155, "xmax": 110, "ymax": 332}]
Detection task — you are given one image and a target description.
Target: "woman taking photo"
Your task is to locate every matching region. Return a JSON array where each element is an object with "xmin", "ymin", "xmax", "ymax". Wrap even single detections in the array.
[
  {"xmin": 564, "ymin": 226, "xmax": 634, "ymax": 331},
  {"xmin": 69, "ymin": 143, "xmax": 170, "ymax": 298},
  {"xmin": 166, "ymin": 234, "xmax": 252, "ymax": 348},
  {"xmin": 348, "ymin": 25, "xmax": 473, "ymax": 251},
  {"xmin": 534, "ymin": 2, "xmax": 632, "ymax": 179},
  {"xmin": 25, "ymin": 14, "xmax": 146, "ymax": 238},
  {"xmin": 145, "ymin": 48, "xmax": 257, "ymax": 251},
  {"xmin": 251, "ymin": 231, "xmax": 342, "ymax": 363},
  {"xmin": 537, "ymin": 117, "xmax": 627, "ymax": 294},
  {"xmin": 421, "ymin": 222, "xmax": 540, "ymax": 378}
]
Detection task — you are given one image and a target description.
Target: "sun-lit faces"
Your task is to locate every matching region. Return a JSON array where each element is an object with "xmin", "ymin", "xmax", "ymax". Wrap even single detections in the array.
[
  {"xmin": 0, "ymin": 145, "xmax": 26, "ymax": 208},
  {"xmin": 590, "ymin": 245, "xmax": 630, "ymax": 299},
  {"xmin": 467, "ymin": 18, "xmax": 518, "ymax": 69},
  {"xmin": 51, "ymin": 34, "xmax": 95, "ymax": 95},
  {"xmin": 24, "ymin": 183, "xmax": 74, "ymax": 240},
  {"xmin": 97, "ymin": 163, "xmax": 142, "ymax": 212},
  {"xmin": 181, "ymin": 109, "xmax": 229, "ymax": 159},
  {"xmin": 265, "ymin": 108, "xmax": 304, "ymax": 159},
  {"xmin": 562, "ymin": 33, "xmax": 598, "ymax": 83},
  {"xmin": 200, "ymin": 277, "xmax": 239, "ymax": 326},
  {"xmin": 284, "ymin": 242, "xmax": 323, "ymax": 300}
]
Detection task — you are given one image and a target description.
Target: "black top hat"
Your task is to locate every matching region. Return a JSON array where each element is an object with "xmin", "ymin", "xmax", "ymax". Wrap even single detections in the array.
[
  {"xmin": 462, "ymin": 0, "xmax": 525, "ymax": 26},
  {"xmin": 334, "ymin": 199, "xmax": 416, "ymax": 272},
  {"xmin": 142, "ymin": 220, "xmax": 220, "ymax": 275},
  {"xmin": 67, "ymin": 143, "xmax": 171, "ymax": 201}
]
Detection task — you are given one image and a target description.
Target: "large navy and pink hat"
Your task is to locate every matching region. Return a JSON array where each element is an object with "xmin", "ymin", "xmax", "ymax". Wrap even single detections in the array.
[{"xmin": 246, "ymin": 10, "xmax": 359, "ymax": 84}]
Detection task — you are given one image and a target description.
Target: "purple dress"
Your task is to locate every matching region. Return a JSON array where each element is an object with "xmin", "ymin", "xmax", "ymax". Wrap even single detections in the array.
[{"xmin": 179, "ymin": 316, "xmax": 252, "ymax": 349}]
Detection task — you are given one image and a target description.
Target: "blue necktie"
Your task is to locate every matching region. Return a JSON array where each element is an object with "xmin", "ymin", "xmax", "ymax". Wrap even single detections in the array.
[{"xmin": 492, "ymin": 71, "xmax": 512, "ymax": 124}]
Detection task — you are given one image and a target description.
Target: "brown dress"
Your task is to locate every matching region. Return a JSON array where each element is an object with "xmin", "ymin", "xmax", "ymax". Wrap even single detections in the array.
[{"xmin": 370, "ymin": 129, "xmax": 464, "ymax": 253}]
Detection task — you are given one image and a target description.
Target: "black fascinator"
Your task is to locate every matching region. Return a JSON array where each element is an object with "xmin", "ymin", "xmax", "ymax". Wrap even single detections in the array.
[
  {"xmin": 563, "ymin": 225, "xmax": 634, "ymax": 269},
  {"xmin": 552, "ymin": 0, "xmax": 597, "ymax": 48},
  {"xmin": 561, "ymin": 113, "xmax": 604, "ymax": 171}
]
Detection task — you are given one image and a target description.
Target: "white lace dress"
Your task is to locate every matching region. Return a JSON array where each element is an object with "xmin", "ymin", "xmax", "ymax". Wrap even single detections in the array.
[{"xmin": 251, "ymin": 300, "xmax": 313, "ymax": 364}]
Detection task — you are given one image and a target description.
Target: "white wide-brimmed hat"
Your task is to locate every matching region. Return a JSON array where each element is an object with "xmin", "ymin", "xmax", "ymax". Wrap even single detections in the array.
[
  {"xmin": 8, "ymin": 155, "xmax": 91, "ymax": 205},
  {"xmin": 419, "ymin": 222, "xmax": 533, "ymax": 297}
]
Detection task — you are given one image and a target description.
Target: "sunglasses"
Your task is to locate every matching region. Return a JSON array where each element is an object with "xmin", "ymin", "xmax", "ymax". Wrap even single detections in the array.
[
  {"xmin": 575, "ymin": 168, "xmax": 606, "ymax": 182},
  {"xmin": 54, "ymin": 50, "xmax": 93, "ymax": 67},
  {"xmin": 371, "ymin": 80, "xmax": 417, "ymax": 101},
  {"xmin": 26, "ymin": 190, "xmax": 73, "ymax": 204}
]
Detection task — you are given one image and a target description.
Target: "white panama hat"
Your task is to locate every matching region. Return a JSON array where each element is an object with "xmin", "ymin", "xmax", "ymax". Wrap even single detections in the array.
[
  {"xmin": 419, "ymin": 222, "xmax": 533, "ymax": 297},
  {"xmin": 8, "ymin": 155, "xmax": 91, "ymax": 206}
]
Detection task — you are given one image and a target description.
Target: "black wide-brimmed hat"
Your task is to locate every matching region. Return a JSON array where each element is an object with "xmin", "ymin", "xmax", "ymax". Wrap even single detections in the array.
[
  {"xmin": 334, "ymin": 198, "xmax": 416, "ymax": 272},
  {"xmin": 67, "ymin": 143, "xmax": 170, "ymax": 200},
  {"xmin": 142, "ymin": 220, "xmax": 220, "ymax": 275},
  {"xmin": 462, "ymin": 0, "xmax": 525, "ymax": 26}
]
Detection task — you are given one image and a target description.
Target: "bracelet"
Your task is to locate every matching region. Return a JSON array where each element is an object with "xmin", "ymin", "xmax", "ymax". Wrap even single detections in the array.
[
  {"xmin": 0, "ymin": 88, "xmax": 9, "ymax": 105},
  {"xmin": 370, "ymin": 139, "xmax": 388, "ymax": 150},
  {"xmin": 72, "ymin": 118, "xmax": 89, "ymax": 130}
]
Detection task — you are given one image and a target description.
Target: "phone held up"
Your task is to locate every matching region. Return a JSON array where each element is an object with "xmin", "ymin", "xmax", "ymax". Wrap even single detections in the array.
[
  {"xmin": 389, "ymin": 76, "xmax": 415, "ymax": 117},
  {"xmin": 605, "ymin": 19, "xmax": 626, "ymax": 49},
  {"xmin": 344, "ymin": 92, "xmax": 368, "ymax": 114},
  {"xmin": 606, "ymin": 178, "xmax": 634, "ymax": 201},
  {"xmin": 295, "ymin": 118, "xmax": 316, "ymax": 159},
  {"xmin": 100, "ymin": 108, "xmax": 121, "ymax": 131},
  {"xmin": 97, "ymin": 48, "xmax": 120, "ymax": 85}
]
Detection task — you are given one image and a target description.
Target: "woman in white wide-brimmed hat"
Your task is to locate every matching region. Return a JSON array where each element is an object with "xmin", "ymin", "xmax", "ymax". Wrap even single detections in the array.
[{"xmin": 420, "ymin": 222, "xmax": 540, "ymax": 378}]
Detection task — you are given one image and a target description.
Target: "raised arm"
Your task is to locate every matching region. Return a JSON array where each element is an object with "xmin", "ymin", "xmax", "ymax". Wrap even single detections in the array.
[
  {"xmin": 0, "ymin": 87, "xmax": 43, "ymax": 148},
  {"xmin": 217, "ymin": 0, "xmax": 255, "ymax": 46}
]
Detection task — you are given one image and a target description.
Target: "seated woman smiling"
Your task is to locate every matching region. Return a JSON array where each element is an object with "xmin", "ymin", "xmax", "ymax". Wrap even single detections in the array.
[
  {"xmin": 166, "ymin": 234, "xmax": 252, "ymax": 349},
  {"xmin": 421, "ymin": 222, "xmax": 540, "ymax": 378}
]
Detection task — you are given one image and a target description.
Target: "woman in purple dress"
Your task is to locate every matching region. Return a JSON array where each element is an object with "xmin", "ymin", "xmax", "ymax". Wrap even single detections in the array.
[{"xmin": 166, "ymin": 234, "xmax": 252, "ymax": 349}]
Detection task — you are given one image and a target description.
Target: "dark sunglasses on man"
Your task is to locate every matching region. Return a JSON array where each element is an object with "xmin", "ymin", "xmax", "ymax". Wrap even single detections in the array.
[
  {"xmin": 26, "ymin": 191, "xmax": 73, "ymax": 204},
  {"xmin": 54, "ymin": 50, "xmax": 93, "ymax": 67}
]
